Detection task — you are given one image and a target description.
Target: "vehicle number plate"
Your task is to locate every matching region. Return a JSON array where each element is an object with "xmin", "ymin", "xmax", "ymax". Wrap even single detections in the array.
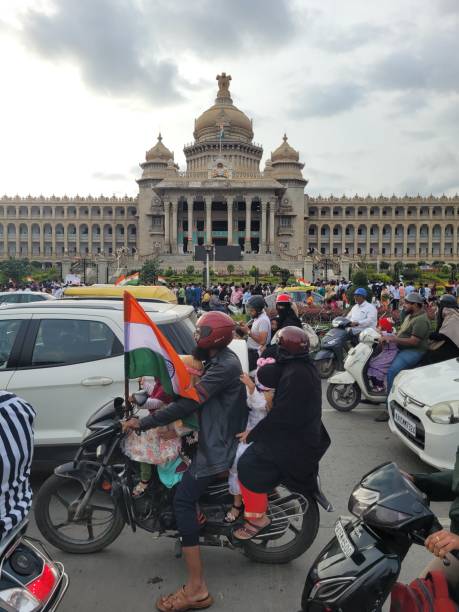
[
  {"xmin": 335, "ymin": 520, "xmax": 355, "ymax": 558},
  {"xmin": 394, "ymin": 408, "xmax": 417, "ymax": 437}
]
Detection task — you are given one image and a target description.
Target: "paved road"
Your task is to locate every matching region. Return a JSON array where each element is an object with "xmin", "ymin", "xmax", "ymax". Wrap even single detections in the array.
[{"xmin": 29, "ymin": 385, "xmax": 451, "ymax": 612}]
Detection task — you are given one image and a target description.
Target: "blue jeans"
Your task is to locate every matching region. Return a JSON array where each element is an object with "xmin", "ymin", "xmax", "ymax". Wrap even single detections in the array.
[{"xmin": 386, "ymin": 349, "xmax": 425, "ymax": 393}]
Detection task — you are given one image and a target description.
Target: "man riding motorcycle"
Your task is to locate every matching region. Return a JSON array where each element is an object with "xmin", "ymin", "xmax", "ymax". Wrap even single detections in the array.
[
  {"xmin": 234, "ymin": 326, "xmax": 331, "ymax": 540},
  {"xmin": 123, "ymin": 311, "xmax": 247, "ymax": 611}
]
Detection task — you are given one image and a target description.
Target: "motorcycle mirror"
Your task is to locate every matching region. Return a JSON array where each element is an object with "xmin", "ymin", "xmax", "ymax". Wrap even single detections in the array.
[{"xmin": 132, "ymin": 390, "xmax": 149, "ymax": 406}]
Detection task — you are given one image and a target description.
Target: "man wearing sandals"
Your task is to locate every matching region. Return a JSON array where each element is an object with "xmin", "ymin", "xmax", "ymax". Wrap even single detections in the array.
[
  {"xmin": 123, "ymin": 311, "xmax": 246, "ymax": 611},
  {"xmin": 233, "ymin": 326, "xmax": 331, "ymax": 541}
]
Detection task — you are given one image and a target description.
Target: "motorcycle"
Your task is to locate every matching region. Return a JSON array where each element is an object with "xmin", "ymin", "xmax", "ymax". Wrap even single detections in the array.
[
  {"xmin": 326, "ymin": 328, "xmax": 387, "ymax": 412},
  {"xmin": 0, "ymin": 517, "xmax": 68, "ymax": 611},
  {"xmin": 313, "ymin": 317, "xmax": 354, "ymax": 379},
  {"xmin": 301, "ymin": 462, "xmax": 459, "ymax": 611},
  {"xmin": 34, "ymin": 397, "xmax": 333, "ymax": 564}
]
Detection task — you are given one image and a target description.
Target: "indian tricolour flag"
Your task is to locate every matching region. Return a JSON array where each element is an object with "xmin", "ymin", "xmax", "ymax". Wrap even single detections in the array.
[
  {"xmin": 123, "ymin": 292, "xmax": 198, "ymax": 401},
  {"xmin": 115, "ymin": 274, "xmax": 126, "ymax": 286},
  {"xmin": 124, "ymin": 272, "xmax": 140, "ymax": 286},
  {"xmin": 296, "ymin": 277, "xmax": 309, "ymax": 286},
  {"xmin": 157, "ymin": 275, "xmax": 167, "ymax": 285}
]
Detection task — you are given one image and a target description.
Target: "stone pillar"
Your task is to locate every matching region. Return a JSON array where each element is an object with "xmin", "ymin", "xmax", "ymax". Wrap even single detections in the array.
[
  {"xmin": 440, "ymin": 224, "xmax": 445, "ymax": 258},
  {"xmin": 353, "ymin": 226, "xmax": 358, "ymax": 256},
  {"xmin": 390, "ymin": 229, "xmax": 395, "ymax": 259},
  {"xmin": 52, "ymin": 224, "xmax": 56, "ymax": 256},
  {"xmin": 403, "ymin": 225, "xmax": 408, "ymax": 261},
  {"xmin": 365, "ymin": 227, "xmax": 371, "ymax": 258},
  {"xmin": 39, "ymin": 225, "xmax": 44, "ymax": 257},
  {"xmin": 303, "ymin": 257, "xmax": 313, "ymax": 282},
  {"xmin": 27, "ymin": 224, "xmax": 32, "ymax": 258},
  {"xmin": 97, "ymin": 259, "xmax": 108, "ymax": 284},
  {"xmin": 187, "ymin": 199, "xmax": 193, "ymax": 253},
  {"xmin": 205, "ymin": 197, "xmax": 212, "ymax": 245},
  {"xmin": 227, "ymin": 200, "xmax": 233, "ymax": 246},
  {"xmin": 416, "ymin": 225, "xmax": 420, "ymax": 258},
  {"xmin": 244, "ymin": 199, "xmax": 251, "ymax": 252},
  {"xmin": 330, "ymin": 225, "xmax": 334, "ymax": 257},
  {"xmin": 164, "ymin": 201, "xmax": 170, "ymax": 253},
  {"xmin": 269, "ymin": 201, "xmax": 275, "ymax": 252},
  {"xmin": 171, "ymin": 200, "xmax": 178, "ymax": 253},
  {"xmin": 61, "ymin": 259, "xmax": 72, "ymax": 281},
  {"xmin": 260, "ymin": 200, "xmax": 267, "ymax": 253},
  {"xmin": 453, "ymin": 224, "xmax": 458, "ymax": 256}
]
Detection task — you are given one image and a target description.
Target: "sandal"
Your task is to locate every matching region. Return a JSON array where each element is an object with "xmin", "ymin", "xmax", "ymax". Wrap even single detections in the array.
[
  {"xmin": 156, "ymin": 586, "xmax": 214, "ymax": 611},
  {"xmin": 224, "ymin": 504, "xmax": 243, "ymax": 523},
  {"xmin": 132, "ymin": 480, "xmax": 149, "ymax": 497},
  {"xmin": 232, "ymin": 518, "xmax": 272, "ymax": 541}
]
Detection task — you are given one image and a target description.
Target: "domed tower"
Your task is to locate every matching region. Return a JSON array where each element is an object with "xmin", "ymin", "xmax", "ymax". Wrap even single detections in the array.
[
  {"xmin": 266, "ymin": 134, "xmax": 308, "ymax": 257},
  {"xmin": 137, "ymin": 133, "xmax": 177, "ymax": 258},
  {"xmin": 184, "ymin": 73, "xmax": 263, "ymax": 176}
]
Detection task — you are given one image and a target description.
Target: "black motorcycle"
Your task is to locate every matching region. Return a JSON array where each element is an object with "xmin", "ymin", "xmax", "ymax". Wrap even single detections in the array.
[
  {"xmin": 34, "ymin": 397, "xmax": 333, "ymax": 564},
  {"xmin": 313, "ymin": 317, "xmax": 353, "ymax": 379},
  {"xmin": 0, "ymin": 517, "xmax": 68, "ymax": 611},
  {"xmin": 301, "ymin": 462, "xmax": 459, "ymax": 611}
]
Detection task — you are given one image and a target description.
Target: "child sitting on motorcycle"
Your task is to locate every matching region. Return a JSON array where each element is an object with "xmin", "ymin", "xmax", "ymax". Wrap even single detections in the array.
[
  {"xmin": 367, "ymin": 317, "xmax": 398, "ymax": 392},
  {"xmin": 125, "ymin": 354, "xmax": 203, "ymax": 496},
  {"xmin": 225, "ymin": 358, "xmax": 275, "ymax": 523}
]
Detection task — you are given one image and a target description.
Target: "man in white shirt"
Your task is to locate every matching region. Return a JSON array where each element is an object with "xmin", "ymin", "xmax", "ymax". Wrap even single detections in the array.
[
  {"xmin": 238, "ymin": 295, "xmax": 271, "ymax": 370},
  {"xmin": 348, "ymin": 288, "xmax": 378, "ymax": 340}
]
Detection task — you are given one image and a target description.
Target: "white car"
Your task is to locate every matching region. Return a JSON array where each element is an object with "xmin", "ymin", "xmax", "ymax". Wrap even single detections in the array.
[
  {"xmin": 0, "ymin": 291, "xmax": 56, "ymax": 305},
  {"xmin": 0, "ymin": 300, "xmax": 248, "ymax": 467},
  {"xmin": 388, "ymin": 358, "xmax": 459, "ymax": 470}
]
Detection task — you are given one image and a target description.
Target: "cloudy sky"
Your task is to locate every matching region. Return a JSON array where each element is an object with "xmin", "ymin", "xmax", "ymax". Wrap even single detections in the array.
[{"xmin": 1, "ymin": 0, "xmax": 458, "ymax": 198}]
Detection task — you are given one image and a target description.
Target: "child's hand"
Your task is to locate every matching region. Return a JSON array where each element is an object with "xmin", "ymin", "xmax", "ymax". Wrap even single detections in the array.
[
  {"xmin": 240, "ymin": 373, "xmax": 255, "ymax": 393},
  {"xmin": 236, "ymin": 430, "xmax": 250, "ymax": 444}
]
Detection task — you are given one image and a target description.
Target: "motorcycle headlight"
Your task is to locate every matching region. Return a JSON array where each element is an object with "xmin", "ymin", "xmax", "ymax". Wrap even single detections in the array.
[
  {"xmin": 348, "ymin": 486, "xmax": 380, "ymax": 517},
  {"xmin": 426, "ymin": 401, "xmax": 459, "ymax": 425}
]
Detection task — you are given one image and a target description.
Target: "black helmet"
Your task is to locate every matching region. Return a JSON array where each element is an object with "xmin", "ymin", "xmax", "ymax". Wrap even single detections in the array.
[
  {"xmin": 247, "ymin": 295, "xmax": 266, "ymax": 314},
  {"xmin": 439, "ymin": 294, "xmax": 458, "ymax": 308}
]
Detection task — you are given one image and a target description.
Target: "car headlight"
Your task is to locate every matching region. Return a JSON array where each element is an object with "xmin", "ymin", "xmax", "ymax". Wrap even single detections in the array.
[
  {"xmin": 348, "ymin": 485, "xmax": 380, "ymax": 517},
  {"xmin": 426, "ymin": 401, "xmax": 459, "ymax": 425}
]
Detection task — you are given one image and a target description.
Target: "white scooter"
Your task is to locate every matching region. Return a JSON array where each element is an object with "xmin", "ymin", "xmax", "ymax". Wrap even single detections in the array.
[{"xmin": 326, "ymin": 328, "xmax": 387, "ymax": 411}]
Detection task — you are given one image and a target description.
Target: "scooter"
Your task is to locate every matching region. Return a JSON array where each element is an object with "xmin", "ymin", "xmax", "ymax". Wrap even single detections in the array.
[
  {"xmin": 301, "ymin": 462, "xmax": 459, "ymax": 611},
  {"xmin": 0, "ymin": 517, "xmax": 68, "ymax": 610},
  {"xmin": 326, "ymin": 328, "xmax": 387, "ymax": 411},
  {"xmin": 313, "ymin": 317, "xmax": 353, "ymax": 379}
]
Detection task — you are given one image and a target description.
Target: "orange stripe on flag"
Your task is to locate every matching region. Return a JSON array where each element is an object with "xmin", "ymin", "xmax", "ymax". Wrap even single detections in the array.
[{"xmin": 123, "ymin": 292, "xmax": 199, "ymax": 401}]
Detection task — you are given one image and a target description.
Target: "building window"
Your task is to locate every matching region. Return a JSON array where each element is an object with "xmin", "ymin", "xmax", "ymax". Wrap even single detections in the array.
[{"xmin": 280, "ymin": 217, "xmax": 291, "ymax": 228}]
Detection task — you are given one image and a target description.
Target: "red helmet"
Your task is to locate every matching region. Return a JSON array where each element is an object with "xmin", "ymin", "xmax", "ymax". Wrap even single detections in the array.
[
  {"xmin": 277, "ymin": 326, "xmax": 310, "ymax": 355},
  {"xmin": 276, "ymin": 293, "xmax": 293, "ymax": 304},
  {"xmin": 195, "ymin": 311, "xmax": 235, "ymax": 350}
]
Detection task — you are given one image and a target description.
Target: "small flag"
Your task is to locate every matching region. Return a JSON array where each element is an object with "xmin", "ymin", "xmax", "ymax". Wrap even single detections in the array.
[
  {"xmin": 157, "ymin": 275, "xmax": 167, "ymax": 285},
  {"xmin": 115, "ymin": 274, "xmax": 126, "ymax": 286},
  {"xmin": 124, "ymin": 272, "xmax": 140, "ymax": 286},
  {"xmin": 123, "ymin": 292, "xmax": 198, "ymax": 401},
  {"xmin": 296, "ymin": 277, "xmax": 309, "ymax": 286}
]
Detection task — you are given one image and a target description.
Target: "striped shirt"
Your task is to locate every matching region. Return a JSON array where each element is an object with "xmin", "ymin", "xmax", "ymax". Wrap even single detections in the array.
[{"xmin": 0, "ymin": 391, "xmax": 35, "ymax": 539}]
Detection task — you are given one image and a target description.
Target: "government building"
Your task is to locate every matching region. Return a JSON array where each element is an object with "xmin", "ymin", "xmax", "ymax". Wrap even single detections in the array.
[{"xmin": 1, "ymin": 73, "xmax": 458, "ymax": 280}]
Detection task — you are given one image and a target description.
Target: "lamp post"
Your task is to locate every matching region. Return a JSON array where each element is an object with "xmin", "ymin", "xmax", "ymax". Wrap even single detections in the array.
[{"xmin": 205, "ymin": 244, "xmax": 212, "ymax": 288}]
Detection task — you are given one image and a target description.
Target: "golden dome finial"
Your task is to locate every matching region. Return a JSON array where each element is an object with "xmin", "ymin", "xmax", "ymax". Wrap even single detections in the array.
[
  {"xmin": 283, "ymin": 133, "xmax": 288, "ymax": 143},
  {"xmin": 216, "ymin": 73, "xmax": 232, "ymax": 101},
  {"xmin": 158, "ymin": 132, "xmax": 162, "ymax": 143}
]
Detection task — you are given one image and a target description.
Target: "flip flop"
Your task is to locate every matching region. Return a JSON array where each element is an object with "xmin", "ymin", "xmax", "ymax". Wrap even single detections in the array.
[
  {"xmin": 232, "ymin": 518, "xmax": 272, "ymax": 541},
  {"xmin": 156, "ymin": 587, "xmax": 214, "ymax": 611}
]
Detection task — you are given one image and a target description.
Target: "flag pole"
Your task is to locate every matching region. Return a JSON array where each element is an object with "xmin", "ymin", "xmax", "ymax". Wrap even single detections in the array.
[{"xmin": 123, "ymin": 291, "xmax": 132, "ymax": 416}]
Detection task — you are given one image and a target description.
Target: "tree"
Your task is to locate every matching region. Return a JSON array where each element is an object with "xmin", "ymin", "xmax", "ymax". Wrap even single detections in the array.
[
  {"xmin": 279, "ymin": 268, "xmax": 290, "ymax": 285},
  {"xmin": 270, "ymin": 264, "xmax": 281, "ymax": 276},
  {"xmin": 379, "ymin": 261, "xmax": 390, "ymax": 271},
  {"xmin": 185, "ymin": 265, "xmax": 195, "ymax": 275},
  {"xmin": 227, "ymin": 264, "xmax": 235, "ymax": 274},
  {"xmin": 139, "ymin": 256, "xmax": 162, "ymax": 285},
  {"xmin": 0, "ymin": 258, "xmax": 32, "ymax": 284}
]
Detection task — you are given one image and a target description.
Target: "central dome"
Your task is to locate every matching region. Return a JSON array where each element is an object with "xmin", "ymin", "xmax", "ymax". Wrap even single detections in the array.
[{"xmin": 193, "ymin": 73, "xmax": 253, "ymax": 143}]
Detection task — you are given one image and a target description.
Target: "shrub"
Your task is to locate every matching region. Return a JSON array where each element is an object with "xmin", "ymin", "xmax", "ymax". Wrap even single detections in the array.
[
  {"xmin": 185, "ymin": 265, "xmax": 195, "ymax": 275},
  {"xmin": 227, "ymin": 264, "xmax": 235, "ymax": 274},
  {"xmin": 139, "ymin": 256, "xmax": 162, "ymax": 285},
  {"xmin": 270, "ymin": 264, "xmax": 281, "ymax": 275}
]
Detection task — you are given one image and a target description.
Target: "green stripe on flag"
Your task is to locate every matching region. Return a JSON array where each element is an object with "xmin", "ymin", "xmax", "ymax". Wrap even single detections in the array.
[{"xmin": 124, "ymin": 347, "xmax": 174, "ymax": 395}]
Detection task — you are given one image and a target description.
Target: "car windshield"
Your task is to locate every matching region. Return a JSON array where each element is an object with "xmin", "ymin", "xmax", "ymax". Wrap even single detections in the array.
[{"xmin": 157, "ymin": 319, "xmax": 196, "ymax": 355}]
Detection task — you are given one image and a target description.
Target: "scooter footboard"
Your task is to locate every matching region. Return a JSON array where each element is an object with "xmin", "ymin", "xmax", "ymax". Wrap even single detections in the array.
[
  {"xmin": 328, "ymin": 371, "xmax": 355, "ymax": 385},
  {"xmin": 302, "ymin": 520, "xmax": 402, "ymax": 611}
]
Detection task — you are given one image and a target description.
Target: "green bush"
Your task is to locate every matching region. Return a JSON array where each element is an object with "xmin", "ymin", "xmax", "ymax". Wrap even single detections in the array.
[
  {"xmin": 185, "ymin": 265, "xmax": 195, "ymax": 275},
  {"xmin": 139, "ymin": 256, "xmax": 162, "ymax": 285}
]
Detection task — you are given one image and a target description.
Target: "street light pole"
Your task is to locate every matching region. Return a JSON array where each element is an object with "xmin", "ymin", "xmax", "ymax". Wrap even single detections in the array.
[{"xmin": 205, "ymin": 244, "xmax": 212, "ymax": 288}]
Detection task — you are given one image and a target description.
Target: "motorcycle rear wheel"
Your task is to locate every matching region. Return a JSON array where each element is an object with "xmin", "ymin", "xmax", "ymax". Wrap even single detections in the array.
[
  {"xmin": 327, "ymin": 382, "xmax": 361, "ymax": 412},
  {"xmin": 244, "ymin": 494, "xmax": 319, "ymax": 564},
  {"xmin": 315, "ymin": 357, "xmax": 336, "ymax": 379},
  {"xmin": 35, "ymin": 474, "xmax": 125, "ymax": 554}
]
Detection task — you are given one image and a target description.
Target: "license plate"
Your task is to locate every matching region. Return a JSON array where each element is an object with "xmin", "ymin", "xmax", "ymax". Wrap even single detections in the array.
[
  {"xmin": 335, "ymin": 520, "xmax": 355, "ymax": 558},
  {"xmin": 393, "ymin": 408, "xmax": 417, "ymax": 437}
]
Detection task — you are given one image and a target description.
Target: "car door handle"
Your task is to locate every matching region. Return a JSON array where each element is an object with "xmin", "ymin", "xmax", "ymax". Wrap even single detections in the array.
[{"xmin": 81, "ymin": 377, "xmax": 113, "ymax": 387}]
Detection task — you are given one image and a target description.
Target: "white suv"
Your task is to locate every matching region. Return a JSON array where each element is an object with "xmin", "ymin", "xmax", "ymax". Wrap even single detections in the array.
[{"xmin": 0, "ymin": 300, "xmax": 199, "ymax": 466}]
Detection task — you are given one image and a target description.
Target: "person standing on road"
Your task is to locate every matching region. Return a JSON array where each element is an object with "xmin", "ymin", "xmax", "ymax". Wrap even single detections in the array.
[
  {"xmin": 0, "ymin": 391, "xmax": 35, "ymax": 541},
  {"xmin": 374, "ymin": 292, "xmax": 431, "ymax": 422},
  {"xmin": 348, "ymin": 288, "xmax": 378, "ymax": 343},
  {"xmin": 238, "ymin": 295, "xmax": 271, "ymax": 371},
  {"xmin": 122, "ymin": 312, "xmax": 247, "ymax": 611}
]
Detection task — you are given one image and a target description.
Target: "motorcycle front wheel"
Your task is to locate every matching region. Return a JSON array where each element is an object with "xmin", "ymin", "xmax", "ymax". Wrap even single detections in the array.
[
  {"xmin": 35, "ymin": 474, "xmax": 125, "ymax": 554},
  {"xmin": 315, "ymin": 357, "xmax": 336, "ymax": 379},
  {"xmin": 243, "ymin": 490, "xmax": 319, "ymax": 564},
  {"xmin": 326, "ymin": 383, "xmax": 361, "ymax": 412}
]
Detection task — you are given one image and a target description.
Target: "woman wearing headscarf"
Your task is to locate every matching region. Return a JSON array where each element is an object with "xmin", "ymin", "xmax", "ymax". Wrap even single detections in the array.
[{"xmin": 420, "ymin": 294, "xmax": 459, "ymax": 365}]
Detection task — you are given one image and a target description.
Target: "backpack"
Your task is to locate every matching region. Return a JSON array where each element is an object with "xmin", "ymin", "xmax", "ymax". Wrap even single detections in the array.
[{"xmin": 390, "ymin": 571, "xmax": 459, "ymax": 612}]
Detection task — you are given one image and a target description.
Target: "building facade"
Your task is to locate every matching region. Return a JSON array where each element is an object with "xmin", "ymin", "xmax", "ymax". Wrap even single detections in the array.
[{"xmin": 1, "ymin": 73, "xmax": 458, "ymax": 277}]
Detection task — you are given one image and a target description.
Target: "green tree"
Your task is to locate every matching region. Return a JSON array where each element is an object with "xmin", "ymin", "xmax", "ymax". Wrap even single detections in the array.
[
  {"xmin": 185, "ymin": 265, "xmax": 195, "ymax": 275},
  {"xmin": 270, "ymin": 264, "xmax": 281, "ymax": 276},
  {"xmin": 379, "ymin": 261, "xmax": 390, "ymax": 271},
  {"xmin": 0, "ymin": 258, "xmax": 32, "ymax": 284},
  {"xmin": 227, "ymin": 264, "xmax": 235, "ymax": 274},
  {"xmin": 139, "ymin": 256, "xmax": 162, "ymax": 285},
  {"xmin": 279, "ymin": 268, "xmax": 290, "ymax": 285}
]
